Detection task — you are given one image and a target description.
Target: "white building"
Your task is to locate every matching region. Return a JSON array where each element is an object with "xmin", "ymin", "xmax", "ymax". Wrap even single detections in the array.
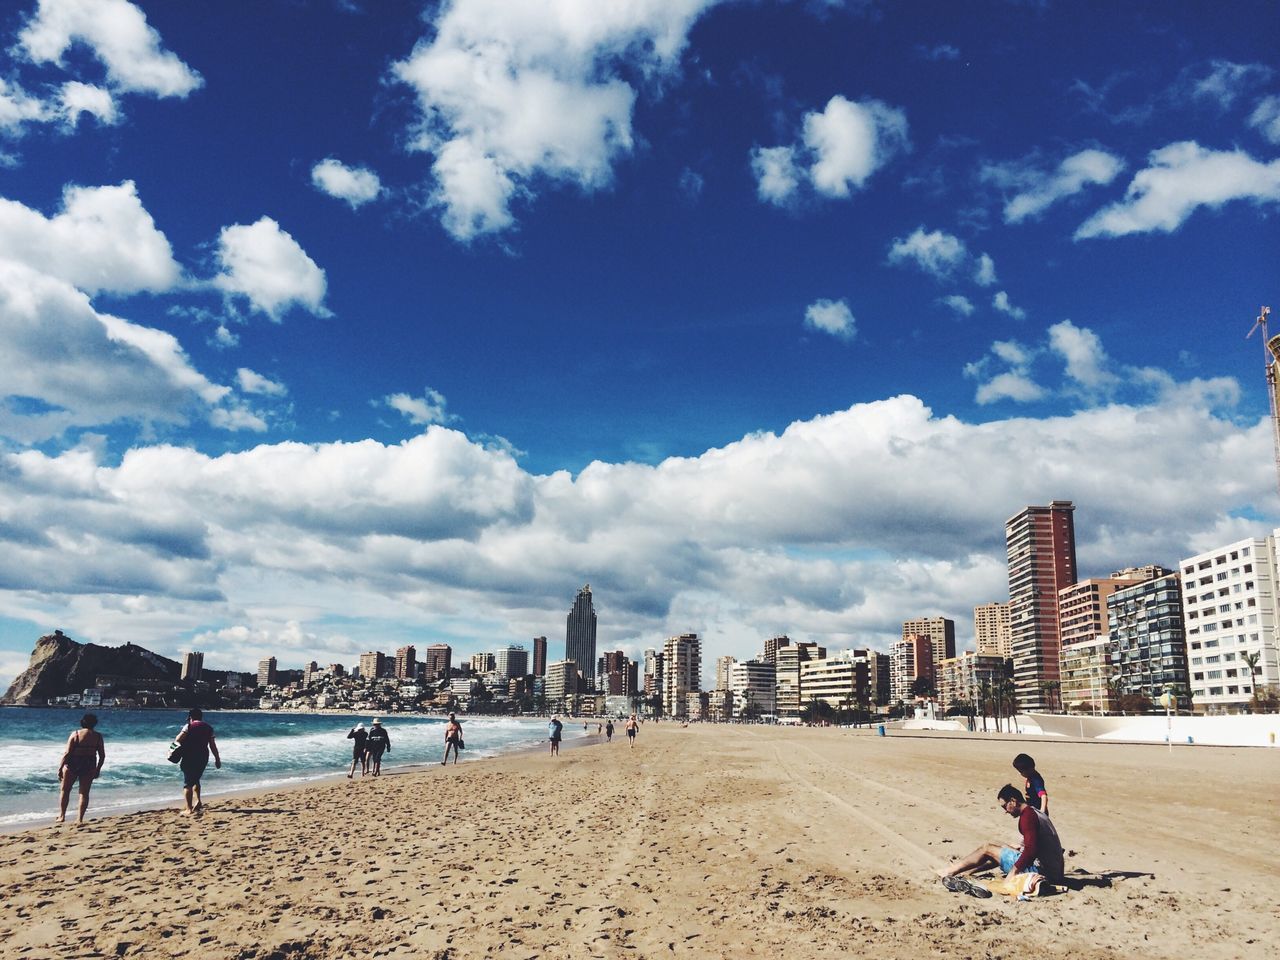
[
  {"xmin": 727, "ymin": 659, "xmax": 775, "ymax": 720},
  {"xmin": 1180, "ymin": 533, "xmax": 1280, "ymax": 713},
  {"xmin": 495, "ymin": 645, "xmax": 529, "ymax": 679},
  {"xmin": 662, "ymin": 634, "xmax": 701, "ymax": 719}
]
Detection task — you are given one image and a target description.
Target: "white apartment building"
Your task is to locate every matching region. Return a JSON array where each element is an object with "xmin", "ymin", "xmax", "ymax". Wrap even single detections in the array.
[
  {"xmin": 662, "ymin": 634, "xmax": 701, "ymax": 719},
  {"xmin": 1181, "ymin": 533, "xmax": 1280, "ymax": 713},
  {"xmin": 715, "ymin": 655, "xmax": 737, "ymax": 691},
  {"xmin": 728, "ymin": 659, "xmax": 775, "ymax": 720},
  {"xmin": 495, "ymin": 645, "xmax": 528, "ymax": 679},
  {"xmin": 799, "ymin": 651, "xmax": 872, "ymax": 712},
  {"xmin": 544, "ymin": 659, "xmax": 578, "ymax": 708}
]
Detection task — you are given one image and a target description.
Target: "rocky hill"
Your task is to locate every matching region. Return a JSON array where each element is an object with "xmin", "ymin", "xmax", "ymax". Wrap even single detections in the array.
[{"xmin": 1, "ymin": 630, "xmax": 184, "ymax": 705}]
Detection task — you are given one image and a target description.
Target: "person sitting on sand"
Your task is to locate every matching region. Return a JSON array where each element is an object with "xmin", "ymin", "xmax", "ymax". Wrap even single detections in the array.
[
  {"xmin": 366, "ymin": 718, "xmax": 391, "ymax": 776},
  {"xmin": 56, "ymin": 713, "xmax": 105, "ymax": 825},
  {"xmin": 624, "ymin": 715, "xmax": 638, "ymax": 749},
  {"xmin": 442, "ymin": 713, "xmax": 463, "ymax": 765},
  {"xmin": 548, "ymin": 716, "xmax": 563, "ymax": 756},
  {"xmin": 937, "ymin": 784, "xmax": 1064, "ymax": 899},
  {"xmin": 1012, "ymin": 752, "xmax": 1049, "ymax": 816},
  {"xmin": 347, "ymin": 723, "xmax": 369, "ymax": 778},
  {"xmin": 175, "ymin": 708, "xmax": 221, "ymax": 817}
]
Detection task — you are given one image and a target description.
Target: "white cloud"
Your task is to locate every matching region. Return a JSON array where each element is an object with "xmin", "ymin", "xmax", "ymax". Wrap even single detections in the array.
[
  {"xmin": 992, "ymin": 291, "xmax": 1026, "ymax": 320},
  {"xmin": 990, "ymin": 148, "xmax": 1125, "ymax": 224},
  {"xmin": 236, "ymin": 368, "xmax": 288, "ymax": 398},
  {"xmin": 916, "ymin": 44, "xmax": 960, "ymax": 61},
  {"xmin": 803, "ymin": 298, "xmax": 857, "ymax": 342},
  {"xmin": 939, "ymin": 294, "xmax": 974, "ymax": 317},
  {"xmin": 1248, "ymin": 95, "xmax": 1280, "ymax": 145},
  {"xmin": 974, "ymin": 371, "xmax": 1045, "ymax": 405},
  {"xmin": 1190, "ymin": 60, "xmax": 1272, "ymax": 110},
  {"xmin": 1047, "ymin": 319, "xmax": 1118, "ymax": 393},
  {"xmin": 386, "ymin": 388, "xmax": 452, "ymax": 426},
  {"xmin": 966, "ymin": 337, "xmax": 1043, "ymax": 404},
  {"xmin": 17, "ymin": 0, "xmax": 203, "ymax": 98},
  {"xmin": 887, "ymin": 227, "xmax": 966, "ymax": 278},
  {"xmin": 0, "ymin": 78, "xmax": 50, "ymax": 134},
  {"xmin": 213, "ymin": 217, "xmax": 328, "ymax": 320},
  {"xmin": 0, "ymin": 181, "xmax": 181, "ymax": 295},
  {"xmin": 972, "ymin": 253, "xmax": 997, "ymax": 287},
  {"xmin": 59, "ymin": 81, "xmax": 117, "ymax": 125},
  {"xmin": 1076, "ymin": 141, "xmax": 1280, "ymax": 239},
  {"xmin": 753, "ymin": 95, "xmax": 908, "ymax": 205},
  {"xmin": 392, "ymin": 0, "xmax": 719, "ymax": 240},
  {"xmin": 751, "ymin": 146, "xmax": 801, "ymax": 205},
  {"xmin": 311, "ymin": 158, "xmax": 383, "ymax": 208}
]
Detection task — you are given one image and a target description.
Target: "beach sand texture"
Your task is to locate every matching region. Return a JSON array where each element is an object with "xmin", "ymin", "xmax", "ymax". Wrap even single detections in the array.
[{"xmin": 1, "ymin": 725, "xmax": 1276, "ymax": 960}]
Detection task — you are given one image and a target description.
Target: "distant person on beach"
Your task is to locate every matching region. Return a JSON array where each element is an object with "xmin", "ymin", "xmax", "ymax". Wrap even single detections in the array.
[
  {"xmin": 175, "ymin": 708, "xmax": 220, "ymax": 817},
  {"xmin": 605, "ymin": 721, "xmax": 614, "ymax": 742},
  {"xmin": 367, "ymin": 719, "xmax": 391, "ymax": 776},
  {"xmin": 1012, "ymin": 753, "xmax": 1049, "ymax": 815},
  {"xmin": 442, "ymin": 713, "xmax": 463, "ymax": 765},
  {"xmin": 347, "ymin": 723, "xmax": 369, "ymax": 778},
  {"xmin": 548, "ymin": 716, "xmax": 563, "ymax": 756},
  {"xmin": 937, "ymin": 784, "xmax": 1064, "ymax": 899},
  {"xmin": 56, "ymin": 713, "xmax": 105, "ymax": 825},
  {"xmin": 625, "ymin": 715, "xmax": 638, "ymax": 749}
]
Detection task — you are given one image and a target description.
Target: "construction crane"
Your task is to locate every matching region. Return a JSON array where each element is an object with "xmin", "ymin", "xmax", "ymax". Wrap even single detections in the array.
[{"xmin": 1246, "ymin": 305, "xmax": 1280, "ymax": 496}]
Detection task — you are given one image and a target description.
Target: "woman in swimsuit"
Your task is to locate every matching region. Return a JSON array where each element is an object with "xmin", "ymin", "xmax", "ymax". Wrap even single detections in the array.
[{"xmin": 57, "ymin": 713, "xmax": 105, "ymax": 825}]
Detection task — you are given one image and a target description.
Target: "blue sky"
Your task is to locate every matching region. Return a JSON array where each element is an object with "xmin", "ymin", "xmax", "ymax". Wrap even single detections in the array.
[{"xmin": 0, "ymin": 0, "xmax": 1277, "ymax": 687}]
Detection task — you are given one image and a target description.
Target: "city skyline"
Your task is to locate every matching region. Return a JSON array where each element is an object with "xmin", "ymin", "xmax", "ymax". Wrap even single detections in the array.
[{"xmin": 0, "ymin": 2, "xmax": 1277, "ymax": 689}]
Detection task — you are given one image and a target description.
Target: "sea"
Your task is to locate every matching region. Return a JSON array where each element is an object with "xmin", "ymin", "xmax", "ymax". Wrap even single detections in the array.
[{"xmin": 0, "ymin": 708, "xmax": 585, "ymax": 829}]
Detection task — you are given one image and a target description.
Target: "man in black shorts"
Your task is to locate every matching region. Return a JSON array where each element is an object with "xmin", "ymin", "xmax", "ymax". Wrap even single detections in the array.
[{"xmin": 366, "ymin": 718, "xmax": 391, "ymax": 776}]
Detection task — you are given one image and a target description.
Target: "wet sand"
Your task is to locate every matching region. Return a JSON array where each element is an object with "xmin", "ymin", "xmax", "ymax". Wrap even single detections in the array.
[{"xmin": 0, "ymin": 724, "xmax": 1275, "ymax": 959}]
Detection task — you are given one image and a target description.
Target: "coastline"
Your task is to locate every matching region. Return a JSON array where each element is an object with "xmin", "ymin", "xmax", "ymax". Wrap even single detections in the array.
[{"xmin": 1, "ymin": 724, "xmax": 1275, "ymax": 959}]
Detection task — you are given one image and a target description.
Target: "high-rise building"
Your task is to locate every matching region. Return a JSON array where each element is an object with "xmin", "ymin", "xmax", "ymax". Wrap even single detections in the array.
[
  {"xmin": 395, "ymin": 645, "xmax": 417, "ymax": 680},
  {"xmin": 470, "ymin": 652, "xmax": 495, "ymax": 674},
  {"xmin": 728, "ymin": 659, "xmax": 775, "ymax": 719},
  {"xmin": 774, "ymin": 641, "xmax": 825, "ymax": 719},
  {"xmin": 662, "ymin": 633, "xmax": 701, "ymax": 719},
  {"xmin": 545, "ymin": 659, "xmax": 579, "ymax": 709},
  {"xmin": 180, "ymin": 651, "xmax": 204, "ymax": 682},
  {"xmin": 799, "ymin": 651, "xmax": 871, "ymax": 713},
  {"xmin": 302, "ymin": 661, "xmax": 321, "ymax": 686},
  {"xmin": 1006, "ymin": 501, "xmax": 1078, "ymax": 712},
  {"xmin": 597, "ymin": 650, "xmax": 635, "ymax": 695},
  {"xmin": 715, "ymin": 655, "xmax": 737, "ymax": 690},
  {"xmin": 358, "ymin": 651, "xmax": 384, "ymax": 681},
  {"xmin": 902, "ymin": 617, "xmax": 956, "ymax": 679},
  {"xmin": 762, "ymin": 636, "xmax": 790, "ymax": 666},
  {"xmin": 1059, "ymin": 634, "xmax": 1116, "ymax": 714},
  {"xmin": 423, "ymin": 643, "xmax": 452, "ymax": 680},
  {"xmin": 1108, "ymin": 571, "xmax": 1192, "ymax": 709},
  {"xmin": 974, "ymin": 602, "xmax": 1012, "ymax": 659},
  {"xmin": 566, "ymin": 584, "xmax": 598, "ymax": 686},
  {"xmin": 889, "ymin": 634, "xmax": 932, "ymax": 704},
  {"xmin": 936, "ymin": 652, "xmax": 1006, "ymax": 712},
  {"xmin": 257, "ymin": 656, "xmax": 278, "ymax": 689},
  {"xmin": 1059, "ymin": 574, "xmax": 1152, "ymax": 649},
  {"xmin": 870, "ymin": 651, "xmax": 891, "ymax": 707},
  {"xmin": 496, "ymin": 645, "xmax": 529, "ymax": 679},
  {"xmin": 532, "ymin": 636, "xmax": 548, "ymax": 677}
]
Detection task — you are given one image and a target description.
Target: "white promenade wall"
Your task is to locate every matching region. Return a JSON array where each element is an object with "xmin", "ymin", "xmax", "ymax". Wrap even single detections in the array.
[{"xmin": 1031, "ymin": 712, "xmax": 1280, "ymax": 746}]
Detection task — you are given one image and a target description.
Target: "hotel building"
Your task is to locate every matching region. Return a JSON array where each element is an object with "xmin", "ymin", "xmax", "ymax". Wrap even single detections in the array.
[
  {"xmin": 715, "ymin": 655, "xmax": 737, "ymax": 691},
  {"xmin": 662, "ymin": 633, "xmax": 701, "ymax": 719},
  {"xmin": 258, "ymin": 656, "xmax": 278, "ymax": 688},
  {"xmin": 566, "ymin": 584, "xmax": 598, "ymax": 687},
  {"xmin": 1006, "ymin": 501, "xmax": 1077, "ymax": 712},
  {"xmin": 545, "ymin": 659, "xmax": 579, "ymax": 709},
  {"xmin": 798, "ymin": 650, "xmax": 872, "ymax": 713},
  {"xmin": 728, "ymin": 659, "xmax": 776, "ymax": 720},
  {"xmin": 974, "ymin": 602, "xmax": 1012, "ymax": 659},
  {"xmin": 762, "ymin": 635, "xmax": 790, "ymax": 665},
  {"xmin": 775, "ymin": 641, "xmax": 826, "ymax": 719},
  {"xmin": 495, "ymin": 645, "xmax": 528, "ymax": 679}
]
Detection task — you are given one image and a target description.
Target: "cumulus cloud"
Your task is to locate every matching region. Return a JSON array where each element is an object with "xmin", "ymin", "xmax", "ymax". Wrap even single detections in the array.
[
  {"xmin": 0, "ymin": 181, "xmax": 181, "ymax": 295},
  {"xmin": 992, "ymin": 291, "xmax": 1026, "ymax": 320},
  {"xmin": 984, "ymin": 148, "xmax": 1125, "ymax": 223},
  {"xmin": 392, "ymin": 0, "xmax": 719, "ymax": 240},
  {"xmin": 1189, "ymin": 60, "xmax": 1272, "ymax": 110},
  {"xmin": 753, "ymin": 94, "xmax": 909, "ymax": 205},
  {"xmin": 1048, "ymin": 319, "xmax": 1119, "ymax": 393},
  {"xmin": 0, "ymin": 78, "xmax": 50, "ymax": 134},
  {"xmin": 887, "ymin": 227, "xmax": 966, "ymax": 278},
  {"xmin": 1076, "ymin": 142, "xmax": 1280, "ymax": 239},
  {"xmin": 803, "ymin": 298, "xmax": 857, "ymax": 342},
  {"xmin": 386, "ymin": 388, "xmax": 452, "ymax": 426},
  {"xmin": 236, "ymin": 368, "xmax": 288, "ymax": 398},
  {"xmin": 939, "ymin": 295, "xmax": 974, "ymax": 317},
  {"xmin": 59, "ymin": 81, "xmax": 117, "ymax": 125},
  {"xmin": 16, "ymin": 0, "xmax": 203, "ymax": 98},
  {"xmin": 213, "ymin": 217, "xmax": 328, "ymax": 319},
  {"xmin": 1249, "ymin": 95, "xmax": 1280, "ymax": 145},
  {"xmin": 311, "ymin": 158, "xmax": 383, "ymax": 208},
  {"xmin": 966, "ymin": 337, "xmax": 1044, "ymax": 404},
  {"xmin": 972, "ymin": 253, "xmax": 997, "ymax": 287}
]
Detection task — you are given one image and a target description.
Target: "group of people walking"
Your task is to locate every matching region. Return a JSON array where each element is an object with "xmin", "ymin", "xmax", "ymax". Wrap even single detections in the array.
[{"xmin": 547, "ymin": 714, "xmax": 640, "ymax": 755}]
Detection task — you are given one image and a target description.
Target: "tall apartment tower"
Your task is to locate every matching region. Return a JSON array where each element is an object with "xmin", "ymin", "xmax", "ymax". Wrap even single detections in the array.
[
  {"xmin": 358, "ymin": 652, "xmax": 384, "ymax": 681},
  {"xmin": 257, "ymin": 656, "xmax": 278, "ymax": 688},
  {"xmin": 532, "ymin": 636, "xmax": 548, "ymax": 677},
  {"xmin": 566, "ymin": 584, "xmax": 598, "ymax": 686},
  {"xmin": 889, "ymin": 634, "xmax": 933, "ymax": 704},
  {"xmin": 180, "ymin": 651, "xmax": 204, "ymax": 682},
  {"xmin": 662, "ymin": 633, "xmax": 701, "ymax": 719},
  {"xmin": 1006, "ymin": 500, "xmax": 1077, "ymax": 712},
  {"xmin": 974, "ymin": 602, "xmax": 1012, "ymax": 659},
  {"xmin": 1058, "ymin": 574, "xmax": 1152, "ymax": 649},
  {"xmin": 715, "ymin": 655, "xmax": 737, "ymax": 690},
  {"xmin": 423, "ymin": 643, "xmax": 451, "ymax": 680},
  {"xmin": 495, "ymin": 645, "xmax": 528, "ymax": 679},
  {"xmin": 762, "ymin": 636, "xmax": 790, "ymax": 665},
  {"xmin": 901, "ymin": 617, "xmax": 955, "ymax": 679},
  {"xmin": 394, "ymin": 645, "xmax": 417, "ymax": 679}
]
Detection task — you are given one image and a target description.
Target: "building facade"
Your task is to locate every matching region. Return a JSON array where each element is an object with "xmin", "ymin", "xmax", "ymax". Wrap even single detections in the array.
[
  {"xmin": 889, "ymin": 634, "xmax": 932, "ymax": 705},
  {"xmin": 545, "ymin": 659, "xmax": 579, "ymax": 709},
  {"xmin": 1006, "ymin": 500, "xmax": 1077, "ymax": 712},
  {"xmin": 566, "ymin": 584, "xmax": 598, "ymax": 687},
  {"xmin": 762, "ymin": 635, "xmax": 790, "ymax": 665},
  {"xmin": 728, "ymin": 659, "xmax": 776, "ymax": 720},
  {"xmin": 532, "ymin": 636, "xmax": 547, "ymax": 677},
  {"xmin": 774, "ymin": 641, "xmax": 825, "ymax": 719},
  {"xmin": 974, "ymin": 602, "xmax": 1012, "ymax": 659},
  {"xmin": 495, "ymin": 645, "xmax": 529, "ymax": 679},
  {"xmin": 1059, "ymin": 633, "xmax": 1115, "ymax": 714},
  {"xmin": 901, "ymin": 617, "xmax": 956, "ymax": 679},
  {"xmin": 662, "ymin": 633, "xmax": 701, "ymax": 719},
  {"xmin": 394, "ymin": 645, "xmax": 416, "ymax": 680},
  {"xmin": 424, "ymin": 643, "xmax": 452, "ymax": 680},
  {"xmin": 1108, "ymin": 572, "xmax": 1190, "ymax": 709},
  {"xmin": 1058, "ymin": 575, "xmax": 1150, "ymax": 649},
  {"xmin": 180, "ymin": 651, "xmax": 204, "ymax": 682},
  {"xmin": 936, "ymin": 652, "xmax": 1006, "ymax": 712},
  {"xmin": 715, "ymin": 655, "xmax": 737, "ymax": 691},
  {"xmin": 258, "ymin": 656, "xmax": 278, "ymax": 688},
  {"xmin": 798, "ymin": 651, "xmax": 871, "ymax": 713}
]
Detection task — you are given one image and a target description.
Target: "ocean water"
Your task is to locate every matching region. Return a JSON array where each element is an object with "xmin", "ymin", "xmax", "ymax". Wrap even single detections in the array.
[{"xmin": 0, "ymin": 708, "xmax": 584, "ymax": 828}]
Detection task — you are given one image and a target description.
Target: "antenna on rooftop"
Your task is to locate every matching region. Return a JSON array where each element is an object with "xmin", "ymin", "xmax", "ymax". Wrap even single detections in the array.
[{"xmin": 1245, "ymin": 305, "xmax": 1280, "ymax": 497}]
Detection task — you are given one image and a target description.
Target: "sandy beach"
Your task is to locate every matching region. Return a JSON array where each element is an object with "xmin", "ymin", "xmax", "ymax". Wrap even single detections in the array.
[{"xmin": 1, "ymin": 724, "xmax": 1276, "ymax": 960}]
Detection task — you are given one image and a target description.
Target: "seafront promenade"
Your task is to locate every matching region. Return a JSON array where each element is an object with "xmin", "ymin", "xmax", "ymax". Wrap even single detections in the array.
[{"xmin": 0, "ymin": 724, "xmax": 1274, "ymax": 959}]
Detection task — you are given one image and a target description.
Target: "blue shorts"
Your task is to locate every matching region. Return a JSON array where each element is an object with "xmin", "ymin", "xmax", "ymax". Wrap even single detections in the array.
[{"xmin": 999, "ymin": 847, "xmax": 1039, "ymax": 875}]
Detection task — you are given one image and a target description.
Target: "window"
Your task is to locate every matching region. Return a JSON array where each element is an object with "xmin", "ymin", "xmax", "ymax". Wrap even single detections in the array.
[
  {"xmin": 1209, "ymin": 686, "xmax": 1223, "ymax": 695},
  {"xmin": 1199, "ymin": 560, "xmax": 1212, "ymax": 570},
  {"xmin": 1228, "ymin": 686, "xmax": 1239, "ymax": 695},
  {"xmin": 1248, "ymin": 614, "xmax": 1259, "ymax": 625},
  {"xmin": 1219, "ymin": 604, "xmax": 1231, "ymax": 613},
  {"xmin": 1191, "ymin": 641, "xmax": 1201, "ymax": 650},
  {"xmin": 1231, "ymin": 551, "xmax": 1239, "ymax": 561},
  {"xmin": 1193, "ymin": 672, "xmax": 1204, "ymax": 681},
  {"xmin": 1207, "ymin": 670, "xmax": 1222, "ymax": 679},
  {"xmin": 1243, "ymin": 547, "xmax": 1251, "ymax": 557},
  {"xmin": 1244, "ymin": 564, "xmax": 1252, "ymax": 573},
  {"xmin": 1191, "ymin": 656, "xmax": 1203, "ymax": 665},
  {"xmin": 1216, "ymin": 573, "xmax": 1228, "ymax": 581},
  {"xmin": 1215, "ymin": 555, "xmax": 1227, "ymax": 565}
]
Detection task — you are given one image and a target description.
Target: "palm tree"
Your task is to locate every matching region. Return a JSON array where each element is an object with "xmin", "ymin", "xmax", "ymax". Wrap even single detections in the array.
[
  {"xmin": 1242, "ymin": 651, "xmax": 1262, "ymax": 710},
  {"xmin": 978, "ymin": 679, "xmax": 992, "ymax": 733}
]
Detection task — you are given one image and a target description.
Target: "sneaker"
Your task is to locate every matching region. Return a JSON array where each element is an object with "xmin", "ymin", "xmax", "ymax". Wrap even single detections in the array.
[{"xmin": 941, "ymin": 875, "xmax": 992, "ymax": 898}]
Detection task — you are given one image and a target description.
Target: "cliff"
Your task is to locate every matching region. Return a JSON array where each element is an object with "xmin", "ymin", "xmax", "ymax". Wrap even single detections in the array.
[{"xmin": 0, "ymin": 631, "xmax": 182, "ymax": 705}]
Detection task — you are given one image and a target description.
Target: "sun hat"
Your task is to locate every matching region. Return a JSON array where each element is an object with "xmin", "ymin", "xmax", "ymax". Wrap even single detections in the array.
[{"xmin": 371, "ymin": 718, "xmax": 382, "ymax": 725}]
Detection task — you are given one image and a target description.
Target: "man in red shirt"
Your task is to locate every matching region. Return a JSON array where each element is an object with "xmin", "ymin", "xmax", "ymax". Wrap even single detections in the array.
[{"xmin": 937, "ymin": 784, "xmax": 1064, "ymax": 897}]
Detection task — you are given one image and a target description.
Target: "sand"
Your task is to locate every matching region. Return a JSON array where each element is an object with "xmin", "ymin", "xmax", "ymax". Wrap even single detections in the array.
[{"xmin": 0, "ymin": 724, "xmax": 1276, "ymax": 960}]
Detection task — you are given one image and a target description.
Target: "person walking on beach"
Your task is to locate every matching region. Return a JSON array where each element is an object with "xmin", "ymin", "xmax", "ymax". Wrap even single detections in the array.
[
  {"xmin": 442, "ymin": 713, "xmax": 463, "ymax": 765},
  {"xmin": 605, "ymin": 720, "xmax": 614, "ymax": 743},
  {"xmin": 624, "ymin": 715, "xmax": 638, "ymax": 749},
  {"xmin": 1012, "ymin": 753, "xmax": 1049, "ymax": 816},
  {"xmin": 347, "ymin": 722, "xmax": 369, "ymax": 778},
  {"xmin": 174, "ymin": 708, "xmax": 220, "ymax": 817},
  {"xmin": 548, "ymin": 716, "xmax": 563, "ymax": 756},
  {"xmin": 56, "ymin": 713, "xmax": 105, "ymax": 825},
  {"xmin": 366, "ymin": 719, "xmax": 391, "ymax": 776},
  {"xmin": 937, "ymin": 784, "xmax": 1064, "ymax": 899}
]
